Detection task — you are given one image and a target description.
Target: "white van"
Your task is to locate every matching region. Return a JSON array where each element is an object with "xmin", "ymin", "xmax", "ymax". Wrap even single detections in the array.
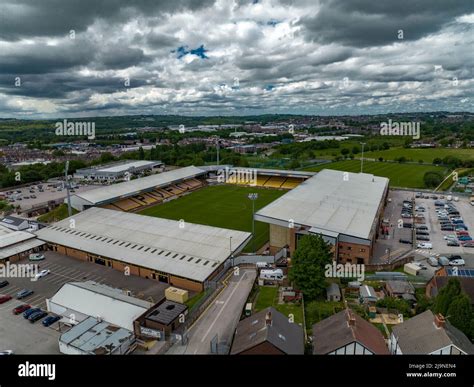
[
  {"xmin": 417, "ymin": 242, "xmax": 432, "ymax": 249},
  {"xmin": 260, "ymin": 269, "xmax": 284, "ymax": 281},
  {"xmin": 256, "ymin": 262, "xmax": 270, "ymax": 269}
]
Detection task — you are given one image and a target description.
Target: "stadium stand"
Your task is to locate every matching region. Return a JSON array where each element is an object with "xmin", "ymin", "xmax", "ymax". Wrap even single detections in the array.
[
  {"xmin": 264, "ymin": 176, "xmax": 287, "ymax": 188},
  {"xmin": 281, "ymin": 177, "xmax": 303, "ymax": 189},
  {"xmin": 113, "ymin": 198, "xmax": 142, "ymax": 211},
  {"xmin": 256, "ymin": 176, "xmax": 270, "ymax": 187}
]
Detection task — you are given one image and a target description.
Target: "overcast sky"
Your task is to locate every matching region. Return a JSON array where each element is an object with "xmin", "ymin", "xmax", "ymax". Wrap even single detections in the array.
[{"xmin": 0, "ymin": 0, "xmax": 473, "ymax": 118}]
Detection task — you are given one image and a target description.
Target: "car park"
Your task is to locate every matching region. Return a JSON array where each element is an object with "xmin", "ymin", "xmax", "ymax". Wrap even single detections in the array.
[
  {"xmin": 12, "ymin": 304, "xmax": 31, "ymax": 315},
  {"xmin": 16, "ymin": 289, "xmax": 34, "ymax": 300}
]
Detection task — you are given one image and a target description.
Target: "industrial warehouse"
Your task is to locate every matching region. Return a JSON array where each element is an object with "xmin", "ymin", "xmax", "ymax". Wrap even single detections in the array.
[
  {"xmin": 35, "ymin": 207, "xmax": 252, "ymax": 291},
  {"xmin": 255, "ymin": 169, "xmax": 389, "ymax": 264}
]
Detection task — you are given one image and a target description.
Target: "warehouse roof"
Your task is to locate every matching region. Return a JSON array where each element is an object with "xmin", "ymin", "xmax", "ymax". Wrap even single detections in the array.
[
  {"xmin": 50, "ymin": 281, "xmax": 153, "ymax": 331},
  {"xmin": 71, "ymin": 165, "xmax": 206, "ymax": 205},
  {"xmin": 94, "ymin": 160, "xmax": 157, "ymax": 173},
  {"xmin": 0, "ymin": 226, "xmax": 36, "ymax": 248},
  {"xmin": 255, "ymin": 169, "xmax": 389, "ymax": 240},
  {"xmin": 146, "ymin": 300, "xmax": 188, "ymax": 326},
  {"xmin": 35, "ymin": 207, "xmax": 251, "ymax": 282}
]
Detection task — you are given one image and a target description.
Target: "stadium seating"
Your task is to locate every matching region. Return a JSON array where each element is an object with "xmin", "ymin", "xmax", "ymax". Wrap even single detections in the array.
[
  {"xmin": 263, "ymin": 176, "xmax": 287, "ymax": 188},
  {"xmin": 114, "ymin": 198, "xmax": 142, "ymax": 211},
  {"xmin": 281, "ymin": 177, "xmax": 303, "ymax": 189},
  {"xmin": 255, "ymin": 176, "xmax": 270, "ymax": 187}
]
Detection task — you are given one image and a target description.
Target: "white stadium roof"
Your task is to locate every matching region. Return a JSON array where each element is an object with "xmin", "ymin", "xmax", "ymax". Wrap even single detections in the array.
[
  {"xmin": 71, "ymin": 165, "xmax": 206, "ymax": 206},
  {"xmin": 95, "ymin": 160, "xmax": 156, "ymax": 173},
  {"xmin": 255, "ymin": 169, "xmax": 389, "ymax": 240},
  {"xmin": 35, "ymin": 207, "xmax": 251, "ymax": 282}
]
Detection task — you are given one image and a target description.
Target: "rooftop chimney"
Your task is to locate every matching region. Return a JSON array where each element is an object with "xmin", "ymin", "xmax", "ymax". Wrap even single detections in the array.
[
  {"xmin": 434, "ymin": 313, "xmax": 446, "ymax": 329},
  {"xmin": 347, "ymin": 310, "xmax": 356, "ymax": 326},
  {"xmin": 265, "ymin": 311, "xmax": 272, "ymax": 327}
]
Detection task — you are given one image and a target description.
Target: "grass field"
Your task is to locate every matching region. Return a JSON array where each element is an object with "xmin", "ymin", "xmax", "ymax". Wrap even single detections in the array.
[
  {"xmin": 364, "ymin": 147, "xmax": 474, "ymax": 163},
  {"xmin": 138, "ymin": 184, "xmax": 286, "ymax": 252},
  {"xmin": 304, "ymin": 160, "xmax": 449, "ymax": 188}
]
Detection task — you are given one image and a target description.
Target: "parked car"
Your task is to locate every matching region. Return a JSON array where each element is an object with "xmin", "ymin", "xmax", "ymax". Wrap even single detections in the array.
[
  {"xmin": 444, "ymin": 234, "xmax": 457, "ymax": 240},
  {"xmin": 449, "ymin": 259, "xmax": 465, "ymax": 266},
  {"xmin": 428, "ymin": 257, "xmax": 439, "ymax": 267},
  {"xmin": 0, "ymin": 350, "xmax": 14, "ymax": 355},
  {"xmin": 417, "ymin": 243, "xmax": 433, "ymax": 249},
  {"xmin": 28, "ymin": 253, "xmax": 45, "ymax": 261},
  {"xmin": 441, "ymin": 226, "xmax": 455, "ymax": 231},
  {"xmin": 403, "ymin": 223, "xmax": 413, "ymax": 229},
  {"xmin": 416, "ymin": 225, "xmax": 429, "ymax": 230},
  {"xmin": 399, "ymin": 238, "xmax": 412, "ymax": 244},
  {"xmin": 42, "ymin": 315, "xmax": 61, "ymax": 327},
  {"xmin": 0, "ymin": 280, "xmax": 9, "ymax": 288},
  {"xmin": 34, "ymin": 269, "xmax": 50, "ymax": 280},
  {"xmin": 0, "ymin": 295, "xmax": 13, "ymax": 304},
  {"xmin": 12, "ymin": 304, "xmax": 31, "ymax": 315},
  {"xmin": 447, "ymin": 240, "xmax": 460, "ymax": 246},
  {"xmin": 462, "ymin": 242, "xmax": 474, "ymax": 248},
  {"xmin": 416, "ymin": 231, "xmax": 430, "ymax": 236},
  {"xmin": 23, "ymin": 308, "xmax": 40, "ymax": 319},
  {"xmin": 29, "ymin": 310, "xmax": 48, "ymax": 323},
  {"xmin": 438, "ymin": 256, "xmax": 450, "ymax": 266},
  {"xmin": 416, "ymin": 236, "xmax": 430, "ymax": 241},
  {"xmin": 16, "ymin": 289, "xmax": 34, "ymax": 300},
  {"xmin": 458, "ymin": 236, "xmax": 472, "ymax": 241}
]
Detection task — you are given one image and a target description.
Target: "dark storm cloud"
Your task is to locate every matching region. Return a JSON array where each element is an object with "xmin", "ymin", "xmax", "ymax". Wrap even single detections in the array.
[
  {"xmin": 0, "ymin": 0, "xmax": 216, "ymax": 41},
  {"xmin": 300, "ymin": 0, "xmax": 474, "ymax": 47}
]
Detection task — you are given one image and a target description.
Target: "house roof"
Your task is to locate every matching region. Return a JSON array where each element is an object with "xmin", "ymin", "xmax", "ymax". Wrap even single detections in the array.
[
  {"xmin": 312, "ymin": 309, "xmax": 389, "ymax": 354},
  {"xmin": 0, "ymin": 215, "xmax": 28, "ymax": 229},
  {"xmin": 145, "ymin": 300, "xmax": 188, "ymax": 326},
  {"xmin": 231, "ymin": 307, "xmax": 304, "ymax": 354},
  {"xmin": 386, "ymin": 280, "xmax": 415, "ymax": 295},
  {"xmin": 392, "ymin": 310, "xmax": 474, "ymax": 354}
]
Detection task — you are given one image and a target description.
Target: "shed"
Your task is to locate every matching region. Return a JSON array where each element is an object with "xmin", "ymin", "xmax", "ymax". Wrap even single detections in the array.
[{"xmin": 326, "ymin": 283, "xmax": 341, "ymax": 302}]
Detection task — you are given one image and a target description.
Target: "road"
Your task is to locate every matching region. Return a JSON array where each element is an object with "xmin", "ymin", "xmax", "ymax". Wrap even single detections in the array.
[{"xmin": 167, "ymin": 268, "xmax": 256, "ymax": 355}]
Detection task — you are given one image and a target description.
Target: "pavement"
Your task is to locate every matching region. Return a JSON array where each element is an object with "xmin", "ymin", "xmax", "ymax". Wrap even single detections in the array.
[{"xmin": 166, "ymin": 268, "xmax": 256, "ymax": 355}]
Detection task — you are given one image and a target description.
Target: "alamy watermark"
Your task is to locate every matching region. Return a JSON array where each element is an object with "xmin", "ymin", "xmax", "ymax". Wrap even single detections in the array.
[
  {"xmin": 217, "ymin": 167, "xmax": 257, "ymax": 186},
  {"xmin": 55, "ymin": 119, "xmax": 96, "ymax": 139},
  {"xmin": 0, "ymin": 262, "xmax": 39, "ymax": 280},
  {"xmin": 325, "ymin": 262, "xmax": 365, "ymax": 282},
  {"xmin": 380, "ymin": 119, "xmax": 420, "ymax": 139}
]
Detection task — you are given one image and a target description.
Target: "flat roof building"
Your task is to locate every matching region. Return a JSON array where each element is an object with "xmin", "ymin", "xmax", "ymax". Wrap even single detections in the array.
[
  {"xmin": 254, "ymin": 169, "xmax": 389, "ymax": 264},
  {"xmin": 0, "ymin": 225, "xmax": 45, "ymax": 264},
  {"xmin": 74, "ymin": 160, "xmax": 163, "ymax": 182},
  {"xmin": 47, "ymin": 281, "xmax": 153, "ymax": 331},
  {"xmin": 36, "ymin": 207, "xmax": 251, "ymax": 291},
  {"xmin": 59, "ymin": 316, "xmax": 135, "ymax": 355}
]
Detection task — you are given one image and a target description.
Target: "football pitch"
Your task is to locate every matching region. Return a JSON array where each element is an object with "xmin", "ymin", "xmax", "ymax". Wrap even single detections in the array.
[{"xmin": 138, "ymin": 184, "xmax": 287, "ymax": 252}]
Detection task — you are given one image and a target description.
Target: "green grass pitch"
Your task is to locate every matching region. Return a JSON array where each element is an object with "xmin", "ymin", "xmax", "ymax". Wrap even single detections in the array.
[
  {"xmin": 304, "ymin": 160, "xmax": 448, "ymax": 188},
  {"xmin": 138, "ymin": 184, "xmax": 287, "ymax": 252}
]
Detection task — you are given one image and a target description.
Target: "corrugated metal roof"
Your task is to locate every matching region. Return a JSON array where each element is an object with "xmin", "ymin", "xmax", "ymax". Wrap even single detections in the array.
[
  {"xmin": 0, "ymin": 238, "xmax": 45, "ymax": 259},
  {"xmin": 60, "ymin": 316, "xmax": 134, "ymax": 354},
  {"xmin": 255, "ymin": 169, "xmax": 388, "ymax": 239},
  {"xmin": 71, "ymin": 165, "xmax": 206, "ymax": 205},
  {"xmin": 50, "ymin": 281, "xmax": 152, "ymax": 331},
  {"xmin": 0, "ymin": 226, "xmax": 36, "ymax": 248},
  {"xmin": 35, "ymin": 207, "xmax": 251, "ymax": 282}
]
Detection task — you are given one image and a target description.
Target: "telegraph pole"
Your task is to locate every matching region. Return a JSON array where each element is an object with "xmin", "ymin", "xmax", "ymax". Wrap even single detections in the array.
[
  {"xmin": 360, "ymin": 142, "xmax": 366, "ymax": 173},
  {"xmin": 248, "ymin": 193, "xmax": 258, "ymax": 252},
  {"xmin": 65, "ymin": 160, "xmax": 72, "ymax": 217}
]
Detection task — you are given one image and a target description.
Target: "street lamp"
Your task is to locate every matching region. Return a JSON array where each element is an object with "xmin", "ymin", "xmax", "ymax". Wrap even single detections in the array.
[{"xmin": 248, "ymin": 193, "xmax": 258, "ymax": 252}]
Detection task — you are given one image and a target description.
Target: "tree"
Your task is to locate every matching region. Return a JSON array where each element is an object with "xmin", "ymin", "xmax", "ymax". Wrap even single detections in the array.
[
  {"xmin": 378, "ymin": 157, "xmax": 384, "ymax": 162},
  {"xmin": 434, "ymin": 278, "xmax": 462, "ymax": 316},
  {"xmin": 340, "ymin": 148, "xmax": 350, "ymax": 157},
  {"xmin": 433, "ymin": 157, "xmax": 442, "ymax": 165},
  {"xmin": 423, "ymin": 171, "xmax": 443, "ymax": 188},
  {"xmin": 138, "ymin": 146, "xmax": 145, "ymax": 160},
  {"xmin": 288, "ymin": 234, "xmax": 333, "ymax": 300},
  {"xmin": 447, "ymin": 293, "xmax": 474, "ymax": 339},
  {"xmin": 352, "ymin": 145, "xmax": 360, "ymax": 154}
]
